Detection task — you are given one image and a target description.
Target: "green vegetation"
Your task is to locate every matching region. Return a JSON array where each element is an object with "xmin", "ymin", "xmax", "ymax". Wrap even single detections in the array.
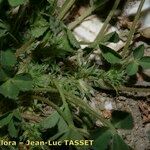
[{"xmin": 0, "ymin": 0, "xmax": 149, "ymax": 150}]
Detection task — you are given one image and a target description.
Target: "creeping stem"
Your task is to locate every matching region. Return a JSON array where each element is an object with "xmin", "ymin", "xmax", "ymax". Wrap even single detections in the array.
[
  {"xmin": 92, "ymin": 0, "xmax": 121, "ymax": 47},
  {"xmin": 122, "ymin": 0, "xmax": 145, "ymax": 58}
]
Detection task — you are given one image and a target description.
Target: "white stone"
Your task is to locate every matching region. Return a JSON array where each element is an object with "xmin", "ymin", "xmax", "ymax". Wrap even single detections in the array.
[{"xmin": 104, "ymin": 101, "xmax": 113, "ymax": 110}]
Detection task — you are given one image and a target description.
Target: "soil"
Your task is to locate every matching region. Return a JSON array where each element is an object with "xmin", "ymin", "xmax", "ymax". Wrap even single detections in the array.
[{"xmin": 90, "ymin": 91, "xmax": 150, "ymax": 150}]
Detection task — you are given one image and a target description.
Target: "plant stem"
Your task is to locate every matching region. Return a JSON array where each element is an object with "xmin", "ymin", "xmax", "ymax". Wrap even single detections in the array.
[
  {"xmin": 92, "ymin": 0, "xmax": 121, "ymax": 47},
  {"xmin": 57, "ymin": 0, "xmax": 76, "ymax": 20},
  {"xmin": 68, "ymin": 0, "xmax": 109, "ymax": 30},
  {"xmin": 34, "ymin": 88, "xmax": 115, "ymax": 130},
  {"xmin": 68, "ymin": 7, "xmax": 93, "ymax": 30},
  {"xmin": 122, "ymin": 0, "xmax": 145, "ymax": 58},
  {"xmin": 12, "ymin": 4, "xmax": 27, "ymax": 34},
  {"xmin": 33, "ymin": 87, "xmax": 58, "ymax": 93},
  {"xmin": 32, "ymin": 95, "xmax": 69, "ymax": 125},
  {"xmin": 54, "ymin": 81, "xmax": 74, "ymax": 125},
  {"xmin": 15, "ymin": 38, "xmax": 35, "ymax": 57},
  {"xmin": 120, "ymin": 86, "xmax": 150, "ymax": 93},
  {"xmin": 35, "ymin": 86, "xmax": 150, "ymax": 97},
  {"xmin": 99, "ymin": 85, "xmax": 150, "ymax": 94},
  {"xmin": 65, "ymin": 93, "xmax": 116, "ymax": 133}
]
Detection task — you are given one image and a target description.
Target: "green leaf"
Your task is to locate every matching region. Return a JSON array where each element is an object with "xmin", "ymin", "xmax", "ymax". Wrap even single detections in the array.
[
  {"xmin": 13, "ymin": 110, "xmax": 22, "ymax": 121},
  {"xmin": 126, "ymin": 61, "xmax": 139, "ymax": 76},
  {"xmin": 92, "ymin": 0, "xmax": 109, "ymax": 10},
  {"xmin": 133, "ymin": 45, "xmax": 144, "ymax": 60},
  {"xmin": 13, "ymin": 74, "xmax": 33, "ymax": 91},
  {"xmin": 139, "ymin": 56, "xmax": 150, "ymax": 69},
  {"xmin": 0, "ymin": 20, "xmax": 8, "ymax": 38},
  {"xmin": 40, "ymin": 111, "xmax": 60, "ymax": 129},
  {"xmin": 59, "ymin": 127, "xmax": 85, "ymax": 141},
  {"xmin": 54, "ymin": 127, "xmax": 87, "ymax": 150},
  {"xmin": 0, "ymin": 74, "xmax": 32, "ymax": 99},
  {"xmin": 111, "ymin": 111, "xmax": 134, "ymax": 129},
  {"xmin": 31, "ymin": 17, "xmax": 49, "ymax": 38},
  {"xmin": 0, "ymin": 110, "xmax": 21, "ymax": 137},
  {"xmin": 100, "ymin": 44, "xmax": 122, "ymax": 64},
  {"xmin": 92, "ymin": 127, "xmax": 112, "ymax": 150},
  {"xmin": 67, "ymin": 29, "xmax": 80, "ymax": 49},
  {"xmin": 57, "ymin": 32, "xmax": 74, "ymax": 53},
  {"xmin": 8, "ymin": 120, "xmax": 18, "ymax": 138},
  {"xmin": 63, "ymin": 105, "xmax": 74, "ymax": 125},
  {"xmin": 102, "ymin": 32, "xmax": 119, "ymax": 43},
  {"xmin": 57, "ymin": 116, "xmax": 68, "ymax": 132},
  {"xmin": 0, "ymin": 80, "xmax": 19, "ymax": 99},
  {"xmin": 112, "ymin": 134, "xmax": 130, "ymax": 150},
  {"xmin": 31, "ymin": 26, "xmax": 48, "ymax": 38},
  {"xmin": 0, "ymin": 68, "xmax": 8, "ymax": 82},
  {"xmin": 0, "ymin": 50, "xmax": 17, "ymax": 67},
  {"xmin": 8, "ymin": 0, "xmax": 26, "ymax": 6},
  {"xmin": 0, "ymin": 113, "xmax": 13, "ymax": 127}
]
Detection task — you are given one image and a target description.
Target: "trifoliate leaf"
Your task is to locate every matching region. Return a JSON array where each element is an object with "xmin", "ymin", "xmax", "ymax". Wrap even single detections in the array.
[
  {"xmin": 126, "ymin": 61, "xmax": 139, "ymax": 76},
  {"xmin": 92, "ymin": 127, "xmax": 112, "ymax": 150},
  {"xmin": 100, "ymin": 44, "xmax": 122, "ymax": 64},
  {"xmin": 112, "ymin": 134, "xmax": 130, "ymax": 150},
  {"xmin": 139, "ymin": 56, "xmax": 150, "ymax": 69},
  {"xmin": 0, "ymin": 73, "xmax": 32, "ymax": 99},
  {"xmin": 0, "ymin": 50, "xmax": 17, "ymax": 67},
  {"xmin": 133, "ymin": 45, "xmax": 144, "ymax": 60},
  {"xmin": 111, "ymin": 111, "xmax": 134, "ymax": 129},
  {"xmin": 67, "ymin": 29, "xmax": 80, "ymax": 49},
  {"xmin": 8, "ymin": 119, "xmax": 18, "ymax": 138},
  {"xmin": 8, "ymin": 0, "xmax": 27, "ymax": 7}
]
